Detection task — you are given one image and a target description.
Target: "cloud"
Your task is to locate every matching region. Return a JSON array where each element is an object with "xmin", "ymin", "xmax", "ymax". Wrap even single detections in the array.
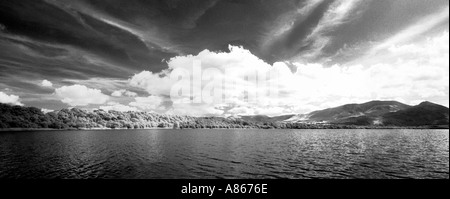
[
  {"xmin": 227, "ymin": 106, "xmax": 256, "ymax": 116},
  {"xmin": 0, "ymin": 91, "xmax": 23, "ymax": 106},
  {"xmin": 2, "ymin": 1, "xmax": 448, "ymax": 114},
  {"xmin": 43, "ymin": 0, "xmax": 181, "ymax": 54},
  {"xmin": 130, "ymin": 45, "xmax": 276, "ymax": 99},
  {"xmin": 260, "ymin": 0, "xmax": 369, "ymax": 63},
  {"xmin": 369, "ymin": 7, "xmax": 449, "ymax": 56},
  {"xmin": 129, "ymin": 29, "xmax": 449, "ymax": 116},
  {"xmin": 41, "ymin": 80, "xmax": 53, "ymax": 87},
  {"xmin": 262, "ymin": 0, "xmax": 325, "ymax": 48},
  {"xmin": 180, "ymin": 0, "xmax": 221, "ymax": 29},
  {"xmin": 111, "ymin": 89, "xmax": 138, "ymax": 97},
  {"xmin": 169, "ymin": 103, "xmax": 225, "ymax": 116},
  {"xmin": 298, "ymin": 0, "xmax": 365, "ymax": 59},
  {"xmin": 130, "ymin": 45, "xmax": 284, "ymax": 115},
  {"xmin": 287, "ymin": 31, "xmax": 449, "ymax": 112},
  {"xmin": 99, "ymin": 102, "xmax": 138, "ymax": 112},
  {"xmin": 111, "ymin": 90, "xmax": 122, "ymax": 97},
  {"xmin": 129, "ymin": 70, "xmax": 175, "ymax": 96},
  {"xmin": 129, "ymin": 96, "xmax": 165, "ymax": 111},
  {"xmin": 55, "ymin": 84, "xmax": 109, "ymax": 106}
]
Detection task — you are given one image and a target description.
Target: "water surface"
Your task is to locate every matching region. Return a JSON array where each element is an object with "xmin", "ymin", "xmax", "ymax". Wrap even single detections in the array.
[{"xmin": 0, "ymin": 129, "xmax": 448, "ymax": 179}]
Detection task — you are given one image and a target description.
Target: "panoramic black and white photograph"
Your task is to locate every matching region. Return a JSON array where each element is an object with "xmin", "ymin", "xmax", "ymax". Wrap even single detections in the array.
[{"xmin": 0, "ymin": 0, "xmax": 449, "ymax": 182}]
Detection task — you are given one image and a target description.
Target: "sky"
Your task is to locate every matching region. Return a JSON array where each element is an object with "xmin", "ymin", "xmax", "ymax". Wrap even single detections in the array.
[{"xmin": 0, "ymin": 0, "xmax": 449, "ymax": 116}]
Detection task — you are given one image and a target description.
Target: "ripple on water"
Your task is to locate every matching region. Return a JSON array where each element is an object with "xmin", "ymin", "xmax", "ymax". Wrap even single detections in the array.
[{"xmin": 0, "ymin": 129, "xmax": 448, "ymax": 179}]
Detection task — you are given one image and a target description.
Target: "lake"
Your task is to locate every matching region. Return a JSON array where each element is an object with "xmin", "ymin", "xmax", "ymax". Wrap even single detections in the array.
[{"xmin": 0, "ymin": 129, "xmax": 448, "ymax": 179}]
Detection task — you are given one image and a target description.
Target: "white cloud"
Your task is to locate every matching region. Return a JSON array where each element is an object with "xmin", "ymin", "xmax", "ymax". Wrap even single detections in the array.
[
  {"xmin": 129, "ymin": 96, "xmax": 165, "ymax": 111},
  {"xmin": 55, "ymin": 84, "xmax": 109, "ymax": 106},
  {"xmin": 130, "ymin": 46, "xmax": 283, "ymax": 116},
  {"xmin": 129, "ymin": 70, "xmax": 175, "ymax": 96},
  {"xmin": 111, "ymin": 91, "xmax": 123, "ymax": 97},
  {"xmin": 288, "ymin": 31, "xmax": 450, "ymax": 112},
  {"xmin": 169, "ymin": 103, "xmax": 225, "ymax": 116},
  {"xmin": 125, "ymin": 91, "xmax": 138, "ymax": 97},
  {"xmin": 0, "ymin": 91, "xmax": 23, "ymax": 106},
  {"xmin": 41, "ymin": 80, "xmax": 53, "ymax": 87},
  {"xmin": 99, "ymin": 102, "xmax": 138, "ymax": 112},
  {"xmin": 228, "ymin": 106, "xmax": 256, "ymax": 116},
  {"xmin": 111, "ymin": 89, "xmax": 138, "ymax": 97},
  {"xmin": 129, "ymin": 29, "xmax": 449, "ymax": 116}
]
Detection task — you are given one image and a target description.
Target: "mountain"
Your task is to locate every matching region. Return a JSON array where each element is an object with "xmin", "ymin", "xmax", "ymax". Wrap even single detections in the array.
[
  {"xmin": 240, "ymin": 115, "xmax": 296, "ymax": 123},
  {"xmin": 285, "ymin": 101, "xmax": 411, "ymax": 123},
  {"xmin": 1, "ymin": 100, "xmax": 448, "ymax": 130},
  {"xmin": 382, "ymin": 102, "xmax": 449, "ymax": 126},
  {"xmin": 284, "ymin": 101, "xmax": 449, "ymax": 127}
]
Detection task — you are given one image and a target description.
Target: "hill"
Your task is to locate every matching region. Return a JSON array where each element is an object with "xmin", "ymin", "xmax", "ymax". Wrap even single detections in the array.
[
  {"xmin": 382, "ymin": 102, "xmax": 449, "ymax": 126},
  {"xmin": 1, "ymin": 100, "xmax": 448, "ymax": 130},
  {"xmin": 284, "ymin": 101, "xmax": 448, "ymax": 127}
]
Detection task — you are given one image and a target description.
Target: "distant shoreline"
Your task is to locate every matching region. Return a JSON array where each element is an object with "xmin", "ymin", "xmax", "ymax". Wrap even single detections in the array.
[
  {"xmin": 2, "ymin": 102, "xmax": 448, "ymax": 132},
  {"xmin": 1, "ymin": 126, "xmax": 448, "ymax": 132},
  {"xmin": 0, "ymin": 127, "xmax": 174, "ymax": 132}
]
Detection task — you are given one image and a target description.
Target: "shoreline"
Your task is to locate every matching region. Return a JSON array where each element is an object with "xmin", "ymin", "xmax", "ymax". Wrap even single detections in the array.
[
  {"xmin": 1, "ymin": 126, "xmax": 448, "ymax": 132},
  {"xmin": 0, "ymin": 127, "xmax": 175, "ymax": 132}
]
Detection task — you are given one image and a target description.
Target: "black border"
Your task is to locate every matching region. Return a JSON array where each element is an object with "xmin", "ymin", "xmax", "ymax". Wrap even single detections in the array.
[{"xmin": 1, "ymin": 179, "xmax": 448, "ymax": 199}]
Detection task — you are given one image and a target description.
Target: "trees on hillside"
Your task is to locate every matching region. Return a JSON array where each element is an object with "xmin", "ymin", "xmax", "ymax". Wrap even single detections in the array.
[{"xmin": 0, "ymin": 103, "xmax": 365, "ymax": 130}]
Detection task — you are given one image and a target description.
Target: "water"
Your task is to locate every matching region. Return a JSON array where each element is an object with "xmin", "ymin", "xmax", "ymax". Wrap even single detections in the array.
[{"xmin": 0, "ymin": 129, "xmax": 448, "ymax": 179}]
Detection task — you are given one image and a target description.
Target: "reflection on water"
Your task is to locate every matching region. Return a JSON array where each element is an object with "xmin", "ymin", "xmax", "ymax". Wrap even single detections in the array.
[{"xmin": 0, "ymin": 129, "xmax": 448, "ymax": 179}]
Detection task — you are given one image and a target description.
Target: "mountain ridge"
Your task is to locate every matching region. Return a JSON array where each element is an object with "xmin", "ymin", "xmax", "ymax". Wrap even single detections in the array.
[
  {"xmin": 0, "ymin": 100, "xmax": 448, "ymax": 130},
  {"xmin": 239, "ymin": 101, "xmax": 449, "ymax": 127}
]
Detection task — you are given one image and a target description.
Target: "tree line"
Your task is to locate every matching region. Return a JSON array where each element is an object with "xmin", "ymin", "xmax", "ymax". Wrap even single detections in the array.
[{"xmin": 0, "ymin": 103, "xmax": 365, "ymax": 130}]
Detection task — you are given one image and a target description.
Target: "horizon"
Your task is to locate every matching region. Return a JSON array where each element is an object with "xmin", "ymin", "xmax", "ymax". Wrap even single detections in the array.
[
  {"xmin": 1, "ymin": 99, "xmax": 448, "ymax": 118},
  {"xmin": 1, "ymin": 0, "xmax": 449, "ymax": 117}
]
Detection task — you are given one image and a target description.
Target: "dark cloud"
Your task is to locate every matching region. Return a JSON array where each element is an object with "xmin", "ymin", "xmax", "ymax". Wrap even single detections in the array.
[
  {"xmin": 0, "ymin": 0, "xmax": 176, "ymax": 76},
  {"xmin": 265, "ymin": 0, "xmax": 336, "ymax": 62},
  {"xmin": 320, "ymin": 0, "xmax": 449, "ymax": 64},
  {"xmin": 0, "ymin": 0, "xmax": 448, "ymax": 110}
]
